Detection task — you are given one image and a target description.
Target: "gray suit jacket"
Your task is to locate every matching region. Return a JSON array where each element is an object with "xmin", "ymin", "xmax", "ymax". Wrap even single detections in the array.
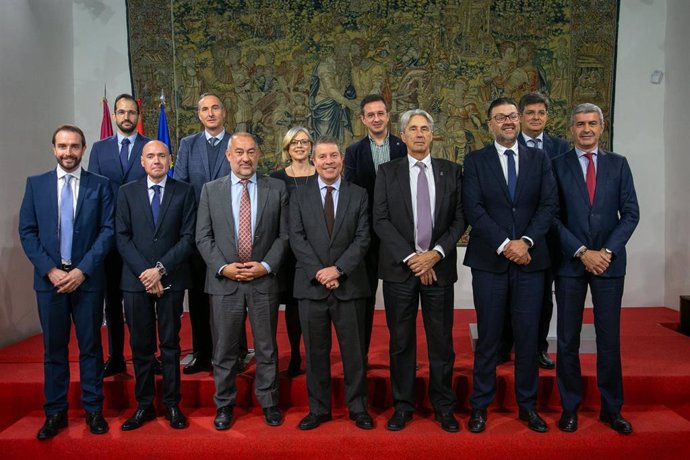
[
  {"xmin": 195, "ymin": 174, "xmax": 289, "ymax": 295},
  {"xmin": 289, "ymin": 179, "xmax": 371, "ymax": 301},
  {"xmin": 174, "ymin": 131, "xmax": 231, "ymax": 205}
]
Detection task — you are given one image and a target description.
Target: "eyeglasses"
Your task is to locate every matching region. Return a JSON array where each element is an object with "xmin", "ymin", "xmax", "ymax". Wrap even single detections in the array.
[
  {"xmin": 290, "ymin": 139, "xmax": 311, "ymax": 146},
  {"xmin": 491, "ymin": 112, "xmax": 519, "ymax": 123}
]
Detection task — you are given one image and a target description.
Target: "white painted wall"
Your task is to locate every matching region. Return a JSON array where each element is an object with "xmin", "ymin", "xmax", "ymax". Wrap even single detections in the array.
[{"xmin": 0, "ymin": 0, "xmax": 683, "ymax": 347}]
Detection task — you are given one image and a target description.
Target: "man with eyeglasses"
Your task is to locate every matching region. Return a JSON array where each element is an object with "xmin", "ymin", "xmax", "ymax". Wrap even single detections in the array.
[
  {"xmin": 174, "ymin": 93, "xmax": 251, "ymax": 375},
  {"xmin": 89, "ymin": 93, "xmax": 150, "ymax": 377},
  {"xmin": 344, "ymin": 94, "xmax": 406, "ymax": 359},
  {"xmin": 498, "ymin": 92, "xmax": 570, "ymax": 370},
  {"xmin": 463, "ymin": 97, "xmax": 557, "ymax": 433}
]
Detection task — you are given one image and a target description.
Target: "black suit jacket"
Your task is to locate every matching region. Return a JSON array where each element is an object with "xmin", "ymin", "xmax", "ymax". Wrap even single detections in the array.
[
  {"xmin": 373, "ymin": 156, "xmax": 466, "ymax": 286},
  {"xmin": 344, "ymin": 134, "xmax": 407, "ymax": 213},
  {"xmin": 518, "ymin": 132, "xmax": 570, "ymax": 160},
  {"xmin": 462, "ymin": 143, "xmax": 558, "ymax": 273},
  {"xmin": 289, "ymin": 179, "xmax": 371, "ymax": 301},
  {"xmin": 552, "ymin": 149, "xmax": 639, "ymax": 278},
  {"xmin": 116, "ymin": 177, "xmax": 197, "ymax": 292}
]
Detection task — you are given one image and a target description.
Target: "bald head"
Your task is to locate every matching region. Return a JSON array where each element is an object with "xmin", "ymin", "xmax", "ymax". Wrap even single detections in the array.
[{"xmin": 141, "ymin": 140, "xmax": 171, "ymax": 182}]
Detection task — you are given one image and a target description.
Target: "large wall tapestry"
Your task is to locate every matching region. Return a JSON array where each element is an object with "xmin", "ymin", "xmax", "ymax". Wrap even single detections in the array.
[{"xmin": 127, "ymin": 0, "xmax": 619, "ymax": 173}]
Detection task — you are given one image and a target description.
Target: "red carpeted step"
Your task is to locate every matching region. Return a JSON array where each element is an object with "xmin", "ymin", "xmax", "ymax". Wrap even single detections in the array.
[{"xmin": 2, "ymin": 406, "xmax": 690, "ymax": 459}]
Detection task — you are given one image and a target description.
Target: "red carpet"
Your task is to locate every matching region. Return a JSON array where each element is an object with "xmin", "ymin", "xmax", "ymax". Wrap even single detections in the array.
[{"xmin": 1, "ymin": 307, "xmax": 690, "ymax": 459}]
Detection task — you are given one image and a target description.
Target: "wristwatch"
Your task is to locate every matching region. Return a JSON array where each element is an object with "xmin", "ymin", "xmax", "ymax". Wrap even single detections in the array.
[
  {"xmin": 155, "ymin": 261, "xmax": 167, "ymax": 277},
  {"xmin": 335, "ymin": 266, "xmax": 344, "ymax": 276}
]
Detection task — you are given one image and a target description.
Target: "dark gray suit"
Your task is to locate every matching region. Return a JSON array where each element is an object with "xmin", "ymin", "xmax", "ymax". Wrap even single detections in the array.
[
  {"xmin": 289, "ymin": 178, "xmax": 371, "ymax": 416},
  {"xmin": 196, "ymin": 173, "xmax": 288, "ymax": 409}
]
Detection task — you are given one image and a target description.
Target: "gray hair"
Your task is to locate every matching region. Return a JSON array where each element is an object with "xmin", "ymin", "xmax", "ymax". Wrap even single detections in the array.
[
  {"xmin": 570, "ymin": 103, "xmax": 604, "ymax": 126},
  {"xmin": 399, "ymin": 109, "xmax": 434, "ymax": 133}
]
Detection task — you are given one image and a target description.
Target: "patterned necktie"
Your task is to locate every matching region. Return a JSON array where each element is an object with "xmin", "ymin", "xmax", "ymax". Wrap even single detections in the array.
[
  {"xmin": 584, "ymin": 152, "xmax": 596, "ymax": 205},
  {"xmin": 60, "ymin": 174, "xmax": 74, "ymax": 263},
  {"xmin": 415, "ymin": 161, "xmax": 432, "ymax": 251},
  {"xmin": 324, "ymin": 186, "xmax": 335, "ymax": 237},
  {"xmin": 505, "ymin": 149, "xmax": 517, "ymax": 201},
  {"xmin": 238, "ymin": 179, "xmax": 252, "ymax": 262},
  {"xmin": 151, "ymin": 185, "xmax": 161, "ymax": 226},
  {"xmin": 120, "ymin": 138, "xmax": 131, "ymax": 173},
  {"xmin": 530, "ymin": 138, "xmax": 541, "ymax": 149},
  {"xmin": 209, "ymin": 137, "xmax": 218, "ymax": 147}
]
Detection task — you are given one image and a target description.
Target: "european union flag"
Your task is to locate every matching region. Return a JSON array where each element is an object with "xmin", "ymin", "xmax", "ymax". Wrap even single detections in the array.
[{"xmin": 157, "ymin": 103, "xmax": 174, "ymax": 177}]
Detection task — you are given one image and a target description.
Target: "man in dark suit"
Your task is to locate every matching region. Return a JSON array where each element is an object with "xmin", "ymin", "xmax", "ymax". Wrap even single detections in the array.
[
  {"xmin": 290, "ymin": 137, "xmax": 373, "ymax": 431},
  {"xmin": 463, "ymin": 97, "xmax": 557, "ymax": 433},
  {"xmin": 88, "ymin": 93, "xmax": 150, "ymax": 376},
  {"xmin": 344, "ymin": 94, "xmax": 406, "ymax": 358},
  {"xmin": 196, "ymin": 132, "xmax": 288, "ymax": 430},
  {"xmin": 19, "ymin": 125, "xmax": 113, "ymax": 439},
  {"xmin": 116, "ymin": 141, "xmax": 196, "ymax": 431},
  {"xmin": 499, "ymin": 92, "xmax": 570, "ymax": 369},
  {"xmin": 373, "ymin": 109, "xmax": 466, "ymax": 433},
  {"xmin": 552, "ymin": 103, "xmax": 639, "ymax": 434},
  {"xmin": 174, "ymin": 93, "xmax": 250, "ymax": 374}
]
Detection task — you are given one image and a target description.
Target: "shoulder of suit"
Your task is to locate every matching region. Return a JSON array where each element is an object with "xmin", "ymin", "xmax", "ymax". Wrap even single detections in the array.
[
  {"xmin": 262, "ymin": 175, "xmax": 287, "ymax": 190},
  {"xmin": 81, "ymin": 169, "xmax": 110, "ymax": 185},
  {"xmin": 91, "ymin": 136, "xmax": 117, "ymax": 149},
  {"xmin": 180, "ymin": 131, "xmax": 204, "ymax": 144}
]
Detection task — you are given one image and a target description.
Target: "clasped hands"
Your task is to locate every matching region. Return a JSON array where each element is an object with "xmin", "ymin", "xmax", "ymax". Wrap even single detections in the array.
[
  {"xmin": 580, "ymin": 249, "xmax": 611, "ymax": 276},
  {"xmin": 503, "ymin": 239, "xmax": 531, "ymax": 265},
  {"xmin": 222, "ymin": 261, "xmax": 268, "ymax": 282},
  {"xmin": 140, "ymin": 267, "xmax": 165, "ymax": 297},
  {"xmin": 315, "ymin": 266, "xmax": 340, "ymax": 290},
  {"xmin": 48, "ymin": 267, "xmax": 86, "ymax": 294},
  {"xmin": 407, "ymin": 250, "xmax": 441, "ymax": 285}
]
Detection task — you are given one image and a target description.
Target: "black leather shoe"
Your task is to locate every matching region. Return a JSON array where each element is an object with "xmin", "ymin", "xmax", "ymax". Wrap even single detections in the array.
[
  {"xmin": 386, "ymin": 409, "xmax": 414, "ymax": 431},
  {"xmin": 350, "ymin": 411, "xmax": 374, "ymax": 430},
  {"xmin": 519, "ymin": 409, "xmax": 548, "ymax": 433},
  {"xmin": 558, "ymin": 411, "xmax": 578, "ymax": 432},
  {"xmin": 298, "ymin": 412, "xmax": 332, "ymax": 430},
  {"xmin": 263, "ymin": 406, "xmax": 283, "ymax": 426},
  {"xmin": 121, "ymin": 407, "xmax": 156, "ymax": 431},
  {"xmin": 538, "ymin": 351, "xmax": 555, "ymax": 369},
  {"xmin": 468, "ymin": 408, "xmax": 487, "ymax": 433},
  {"xmin": 153, "ymin": 356, "xmax": 163, "ymax": 375},
  {"xmin": 37, "ymin": 412, "xmax": 68, "ymax": 440},
  {"xmin": 183, "ymin": 357, "xmax": 212, "ymax": 375},
  {"xmin": 214, "ymin": 406, "xmax": 234, "ymax": 430},
  {"xmin": 103, "ymin": 357, "xmax": 126, "ymax": 377},
  {"xmin": 165, "ymin": 405, "xmax": 187, "ymax": 429},
  {"xmin": 85, "ymin": 411, "xmax": 108, "ymax": 434},
  {"xmin": 600, "ymin": 411, "xmax": 633, "ymax": 434},
  {"xmin": 435, "ymin": 411, "xmax": 460, "ymax": 432}
]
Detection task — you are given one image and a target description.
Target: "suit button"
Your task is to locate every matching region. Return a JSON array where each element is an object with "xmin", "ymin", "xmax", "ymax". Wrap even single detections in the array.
[
  {"xmin": 512, "ymin": 207, "xmax": 516, "ymax": 212},
  {"xmin": 153, "ymin": 238, "xmax": 158, "ymax": 242}
]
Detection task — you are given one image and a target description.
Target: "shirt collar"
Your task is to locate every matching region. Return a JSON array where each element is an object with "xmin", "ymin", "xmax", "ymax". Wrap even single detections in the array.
[
  {"xmin": 494, "ymin": 141, "xmax": 519, "ymax": 156},
  {"xmin": 407, "ymin": 153, "xmax": 432, "ymax": 169},
  {"xmin": 368, "ymin": 133, "xmax": 389, "ymax": 147},
  {"xmin": 57, "ymin": 165, "xmax": 82, "ymax": 180},
  {"xmin": 575, "ymin": 147, "xmax": 599, "ymax": 158},
  {"xmin": 318, "ymin": 176, "xmax": 341, "ymax": 191},
  {"xmin": 205, "ymin": 130, "xmax": 226, "ymax": 142},
  {"xmin": 147, "ymin": 176, "xmax": 168, "ymax": 189},
  {"xmin": 521, "ymin": 132, "xmax": 544, "ymax": 144},
  {"xmin": 117, "ymin": 132, "xmax": 138, "ymax": 145},
  {"xmin": 230, "ymin": 171, "xmax": 257, "ymax": 185}
]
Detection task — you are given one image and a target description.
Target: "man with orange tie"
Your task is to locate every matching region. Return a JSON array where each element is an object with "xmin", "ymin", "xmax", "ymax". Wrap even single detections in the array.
[{"xmin": 552, "ymin": 103, "xmax": 639, "ymax": 434}]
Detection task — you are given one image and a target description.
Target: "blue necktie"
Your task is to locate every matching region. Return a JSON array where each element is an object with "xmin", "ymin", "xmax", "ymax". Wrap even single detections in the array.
[
  {"xmin": 120, "ymin": 138, "xmax": 131, "ymax": 173},
  {"xmin": 60, "ymin": 175, "xmax": 74, "ymax": 263},
  {"xmin": 505, "ymin": 149, "xmax": 517, "ymax": 201},
  {"xmin": 151, "ymin": 185, "xmax": 161, "ymax": 226}
]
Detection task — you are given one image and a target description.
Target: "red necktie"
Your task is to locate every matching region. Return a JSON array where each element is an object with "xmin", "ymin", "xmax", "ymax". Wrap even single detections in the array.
[
  {"xmin": 238, "ymin": 179, "xmax": 252, "ymax": 262},
  {"xmin": 584, "ymin": 152, "xmax": 596, "ymax": 205}
]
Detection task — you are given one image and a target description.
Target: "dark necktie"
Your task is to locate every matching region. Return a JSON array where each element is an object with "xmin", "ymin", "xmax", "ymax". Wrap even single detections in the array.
[
  {"xmin": 505, "ymin": 149, "xmax": 517, "ymax": 201},
  {"xmin": 584, "ymin": 152, "xmax": 596, "ymax": 205},
  {"xmin": 209, "ymin": 137, "xmax": 218, "ymax": 147},
  {"xmin": 238, "ymin": 179, "xmax": 252, "ymax": 262},
  {"xmin": 324, "ymin": 185, "xmax": 335, "ymax": 237},
  {"xmin": 415, "ymin": 161, "xmax": 432, "ymax": 251},
  {"xmin": 120, "ymin": 138, "xmax": 131, "ymax": 173},
  {"xmin": 529, "ymin": 138, "xmax": 541, "ymax": 149},
  {"xmin": 151, "ymin": 184, "xmax": 161, "ymax": 226},
  {"xmin": 60, "ymin": 174, "xmax": 74, "ymax": 262}
]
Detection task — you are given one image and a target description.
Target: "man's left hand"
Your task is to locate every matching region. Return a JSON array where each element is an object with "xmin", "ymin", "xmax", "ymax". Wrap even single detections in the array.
[
  {"xmin": 139, "ymin": 267, "xmax": 162, "ymax": 291},
  {"xmin": 315, "ymin": 266, "xmax": 341, "ymax": 286},
  {"xmin": 504, "ymin": 239, "xmax": 530, "ymax": 264},
  {"xmin": 407, "ymin": 250, "xmax": 441, "ymax": 275},
  {"xmin": 236, "ymin": 261, "xmax": 268, "ymax": 282},
  {"xmin": 55, "ymin": 268, "xmax": 86, "ymax": 294}
]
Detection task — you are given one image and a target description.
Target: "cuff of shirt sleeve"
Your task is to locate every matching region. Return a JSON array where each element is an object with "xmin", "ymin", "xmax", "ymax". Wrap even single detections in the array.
[
  {"xmin": 497, "ymin": 238, "xmax": 510, "ymax": 255},
  {"xmin": 432, "ymin": 245, "xmax": 445, "ymax": 259},
  {"xmin": 520, "ymin": 236, "xmax": 534, "ymax": 248},
  {"xmin": 261, "ymin": 261, "xmax": 272, "ymax": 274}
]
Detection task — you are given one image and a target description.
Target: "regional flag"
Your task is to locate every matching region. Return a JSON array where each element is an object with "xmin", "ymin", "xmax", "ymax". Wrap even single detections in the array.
[
  {"xmin": 100, "ymin": 98, "xmax": 113, "ymax": 139},
  {"xmin": 136, "ymin": 98, "xmax": 145, "ymax": 135}
]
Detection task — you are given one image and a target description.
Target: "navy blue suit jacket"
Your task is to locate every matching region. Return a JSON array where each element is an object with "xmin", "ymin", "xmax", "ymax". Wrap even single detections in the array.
[
  {"xmin": 174, "ymin": 131, "xmax": 231, "ymax": 205},
  {"xmin": 373, "ymin": 156, "xmax": 466, "ymax": 286},
  {"xmin": 344, "ymin": 134, "xmax": 406, "ymax": 211},
  {"xmin": 19, "ymin": 169, "xmax": 115, "ymax": 291},
  {"xmin": 518, "ymin": 132, "xmax": 570, "ymax": 160},
  {"xmin": 552, "ymin": 149, "xmax": 639, "ymax": 278},
  {"xmin": 463, "ymin": 143, "xmax": 558, "ymax": 273},
  {"xmin": 116, "ymin": 177, "xmax": 197, "ymax": 292},
  {"xmin": 88, "ymin": 134, "xmax": 149, "ymax": 198}
]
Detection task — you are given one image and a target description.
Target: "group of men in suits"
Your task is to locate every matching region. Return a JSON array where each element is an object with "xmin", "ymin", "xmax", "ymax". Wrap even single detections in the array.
[{"xmin": 19, "ymin": 89, "xmax": 638, "ymax": 438}]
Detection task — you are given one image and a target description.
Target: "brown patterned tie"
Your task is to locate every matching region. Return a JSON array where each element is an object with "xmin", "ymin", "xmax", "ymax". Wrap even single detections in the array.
[{"xmin": 238, "ymin": 179, "xmax": 252, "ymax": 262}]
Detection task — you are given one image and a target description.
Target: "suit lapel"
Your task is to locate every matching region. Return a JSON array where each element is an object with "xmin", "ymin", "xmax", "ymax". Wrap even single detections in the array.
[
  {"xmin": 154, "ymin": 179, "xmax": 175, "ymax": 234},
  {"xmin": 565, "ymin": 150, "xmax": 591, "ymax": 207},
  {"xmin": 395, "ymin": 159, "xmax": 414, "ymax": 224},
  {"xmin": 211, "ymin": 135, "xmax": 230, "ymax": 180},
  {"xmin": 431, "ymin": 158, "xmax": 445, "ymax": 229},
  {"xmin": 221, "ymin": 176, "xmax": 236, "ymax": 242},
  {"xmin": 47, "ymin": 171, "xmax": 59, "ymax": 229},
  {"xmin": 196, "ymin": 134, "xmax": 211, "ymax": 181},
  {"xmin": 75, "ymin": 170, "xmax": 88, "ymax": 218},
  {"xmin": 361, "ymin": 139, "xmax": 376, "ymax": 179},
  {"xmin": 593, "ymin": 149, "xmax": 609, "ymax": 208},
  {"xmin": 331, "ymin": 180, "xmax": 350, "ymax": 242},
  {"xmin": 305, "ymin": 180, "xmax": 331, "ymax": 244},
  {"xmin": 485, "ymin": 145, "xmax": 512, "ymax": 202},
  {"xmin": 137, "ymin": 179, "xmax": 156, "ymax": 231},
  {"xmin": 514, "ymin": 144, "xmax": 531, "ymax": 202},
  {"xmin": 255, "ymin": 176, "xmax": 269, "ymax": 234}
]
